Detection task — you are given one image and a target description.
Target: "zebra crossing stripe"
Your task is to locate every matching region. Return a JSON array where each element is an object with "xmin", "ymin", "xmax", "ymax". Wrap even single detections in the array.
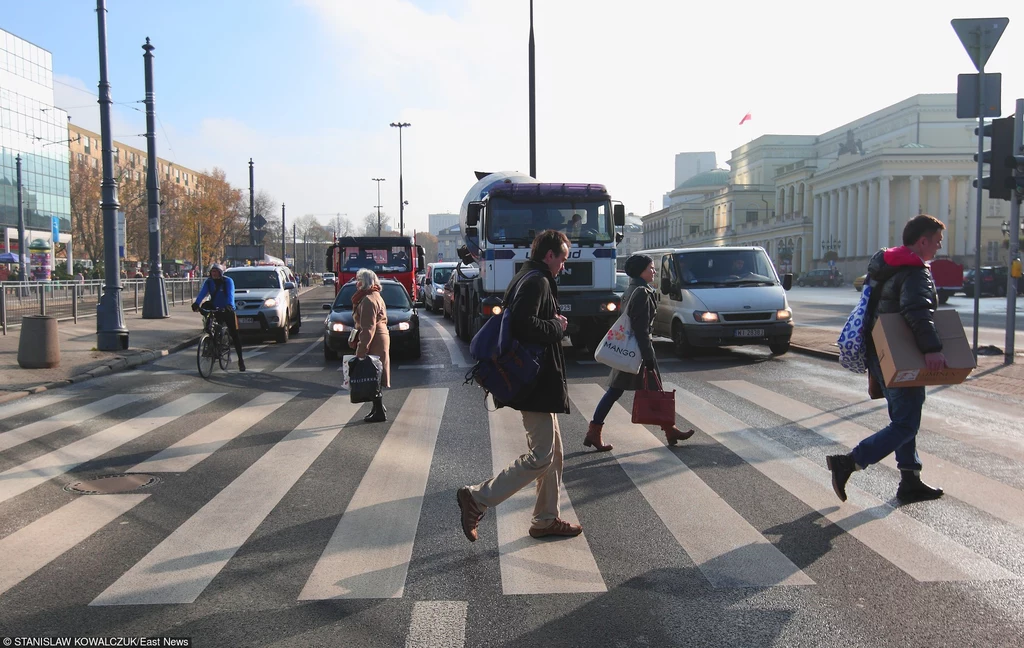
[
  {"xmin": 713, "ymin": 380, "xmax": 1024, "ymax": 532},
  {"xmin": 405, "ymin": 600, "xmax": 468, "ymax": 648},
  {"xmin": 130, "ymin": 392, "xmax": 298, "ymax": 473},
  {"xmin": 669, "ymin": 382, "xmax": 1014, "ymax": 582},
  {"xmin": 91, "ymin": 393, "xmax": 362, "ymax": 606},
  {"xmin": 486, "ymin": 399, "xmax": 606, "ymax": 596},
  {"xmin": 0, "ymin": 394, "xmax": 146, "ymax": 453},
  {"xmin": 420, "ymin": 317, "xmax": 473, "ymax": 368},
  {"xmin": 0, "ymin": 393, "xmax": 224, "ymax": 506},
  {"xmin": 569, "ymin": 384, "xmax": 812, "ymax": 589},
  {"xmin": 0, "ymin": 494, "xmax": 148, "ymax": 597},
  {"xmin": 272, "ymin": 339, "xmax": 322, "ymax": 372},
  {"xmin": 0, "ymin": 394, "xmax": 72, "ymax": 421},
  {"xmin": 299, "ymin": 388, "xmax": 448, "ymax": 599}
]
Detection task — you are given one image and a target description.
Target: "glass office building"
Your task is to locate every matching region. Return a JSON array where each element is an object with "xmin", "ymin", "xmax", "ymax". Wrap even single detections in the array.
[{"xmin": 0, "ymin": 28, "xmax": 71, "ymax": 270}]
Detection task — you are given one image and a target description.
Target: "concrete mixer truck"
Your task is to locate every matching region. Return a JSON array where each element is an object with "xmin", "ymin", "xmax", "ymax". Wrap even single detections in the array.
[{"xmin": 450, "ymin": 171, "xmax": 626, "ymax": 351}]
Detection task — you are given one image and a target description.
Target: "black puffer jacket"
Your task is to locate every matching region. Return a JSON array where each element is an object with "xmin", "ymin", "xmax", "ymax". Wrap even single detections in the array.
[
  {"xmin": 865, "ymin": 246, "xmax": 943, "ymax": 356},
  {"xmin": 493, "ymin": 260, "xmax": 570, "ymax": 414},
  {"xmin": 609, "ymin": 279, "xmax": 660, "ymax": 391}
]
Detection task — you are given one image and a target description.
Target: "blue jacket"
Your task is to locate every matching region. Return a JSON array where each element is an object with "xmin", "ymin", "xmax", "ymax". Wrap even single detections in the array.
[{"xmin": 194, "ymin": 277, "xmax": 236, "ymax": 309}]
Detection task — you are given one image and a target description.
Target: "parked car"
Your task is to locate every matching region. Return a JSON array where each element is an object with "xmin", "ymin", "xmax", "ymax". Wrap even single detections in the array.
[
  {"xmin": 854, "ymin": 274, "xmax": 867, "ymax": 292},
  {"xmin": 797, "ymin": 268, "xmax": 843, "ymax": 287},
  {"xmin": 323, "ymin": 272, "xmax": 336, "ymax": 286},
  {"xmin": 224, "ymin": 265, "xmax": 301, "ymax": 343},
  {"xmin": 323, "ymin": 278, "xmax": 420, "ymax": 360},
  {"xmin": 963, "ymin": 266, "xmax": 1019, "ymax": 297}
]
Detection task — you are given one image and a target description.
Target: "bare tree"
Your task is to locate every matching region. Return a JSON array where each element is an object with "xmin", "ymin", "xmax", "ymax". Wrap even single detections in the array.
[{"xmin": 363, "ymin": 211, "xmax": 391, "ymax": 236}]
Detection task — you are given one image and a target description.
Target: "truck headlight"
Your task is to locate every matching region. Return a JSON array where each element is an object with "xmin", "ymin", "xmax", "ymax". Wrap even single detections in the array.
[
  {"xmin": 694, "ymin": 311, "xmax": 719, "ymax": 323},
  {"xmin": 264, "ymin": 298, "xmax": 278, "ymax": 308},
  {"xmin": 776, "ymin": 309, "xmax": 792, "ymax": 321},
  {"xmin": 600, "ymin": 302, "xmax": 618, "ymax": 312}
]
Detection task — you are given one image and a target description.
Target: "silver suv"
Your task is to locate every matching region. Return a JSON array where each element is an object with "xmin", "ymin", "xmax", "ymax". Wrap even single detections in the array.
[{"xmin": 224, "ymin": 266, "xmax": 302, "ymax": 343}]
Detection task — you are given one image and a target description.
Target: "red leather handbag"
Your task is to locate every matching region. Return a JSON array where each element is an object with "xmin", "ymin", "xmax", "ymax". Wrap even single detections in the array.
[{"xmin": 631, "ymin": 370, "xmax": 676, "ymax": 427}]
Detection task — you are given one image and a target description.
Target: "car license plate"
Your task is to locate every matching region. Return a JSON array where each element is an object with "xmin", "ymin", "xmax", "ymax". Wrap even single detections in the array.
[
  {"xmin": 735, "ymin": 328, "xmax": 764, "ymax": 338},
  {"xmin": 238, "ymin": 317, "xmax": 256, "ymax": 324},
  {"xmin": 559, "ymin": 304, "xmax": 571, "ymax": 312}
]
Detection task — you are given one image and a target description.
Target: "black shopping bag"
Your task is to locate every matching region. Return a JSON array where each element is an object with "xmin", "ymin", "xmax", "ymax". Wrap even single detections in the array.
[{"xmin": 349, "ymin": 355, "xmax": 383, "ymax": 404}]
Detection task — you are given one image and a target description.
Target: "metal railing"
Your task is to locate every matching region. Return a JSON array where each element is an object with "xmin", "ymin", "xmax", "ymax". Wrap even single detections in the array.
[{"xmin": 0, "ymin": 278, "xmax": 202, "ymax": 335}]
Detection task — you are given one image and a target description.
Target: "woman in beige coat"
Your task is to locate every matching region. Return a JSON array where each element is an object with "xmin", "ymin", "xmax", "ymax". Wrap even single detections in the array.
[{"xmin": 350, "ymin": 268, "xmax": 390, "ymax": 422}]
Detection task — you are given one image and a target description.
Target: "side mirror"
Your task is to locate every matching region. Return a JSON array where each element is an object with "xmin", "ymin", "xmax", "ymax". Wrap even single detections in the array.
[
  {"xmin": 782, "ymin": 273, "xmax": 793, "ymax": 291},
  {"xmin": 284, "ymin": 281, "xmax": 296, "ymax": 290},
  {"xmin": 660, "ymin": 276, "xmax": 672, "ymax": 294},
  {"xmin": 416, "ymin": 244, "xmax": 426, "ymax": 272},
  {"xmin": 465, "ymin": 226, "xmax": 478, "ymax": 240},
  {"xmin": 615, "ymin": 233, "xmax": 624, "ymax": 244},
  {"xmin": 322, "ymin": 303, "xmax": 332, "ymax": 310},
  {"xmin": 466, "ymin": 202, "xmax": 483, "ymax": 226},
  {"xmin": 613, "ymin": 203, "xmax": 625, "ymax": 227}
]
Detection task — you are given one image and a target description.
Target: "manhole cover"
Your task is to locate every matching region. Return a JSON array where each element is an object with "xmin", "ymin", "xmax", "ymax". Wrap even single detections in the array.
[{"xmin": 65, "ymin": 473, "xmax": 159, "ymax": 494}]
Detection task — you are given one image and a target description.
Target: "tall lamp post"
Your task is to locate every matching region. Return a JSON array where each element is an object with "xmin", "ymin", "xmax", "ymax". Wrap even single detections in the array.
[
  {"xmin": 372, "ymin": 178, "xmax": 385, "ymax": 236},
  {"xmin": 389, "ymin": 122, "xmax": 410, "ymax": 236},
  {"xmin": 141, "ymin": 37, "xmax": 168, "ymax": 319},
  {"xmin": 95, "ymin": 0, "xmax": 128, "ymax": 350}
]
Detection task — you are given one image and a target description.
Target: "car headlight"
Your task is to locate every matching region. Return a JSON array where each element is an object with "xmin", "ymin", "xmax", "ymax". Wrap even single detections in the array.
[
  {"xmin": 264, "ymin": 297, "xmax": 278, "ymax": 308},
  {"xmin": 330, "ymin": 322, "xmax": 348, "ymax": 333},
  {"xmin": 776, "ymin": 309, "xmax": 792, "ymax": 321},
  {"xmin": 389, "ymin": 321, "xmax": 411, "ymax": 331},
  {"xmin": 694, "ymin": 311, "xmax": 719, "ymax": 323}
]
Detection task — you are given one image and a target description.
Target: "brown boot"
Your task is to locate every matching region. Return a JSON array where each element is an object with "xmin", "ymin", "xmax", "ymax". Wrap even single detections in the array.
[
  {"xmin": 663, "ymin": 425, "xmax": 695, "ymax": 446},
  {"xmin": 583, "ymin": 422, "xmax": 613, "ymax": 452}
]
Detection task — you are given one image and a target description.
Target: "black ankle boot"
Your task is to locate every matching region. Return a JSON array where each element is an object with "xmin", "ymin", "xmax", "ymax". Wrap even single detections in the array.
[
  {"xmin": 896, "ymin": 470, "xmax": 943, "ymax": 502},
  {"xmin": 364, "ymin": 397, "xmax": 387, "ymax": 423},
  {"xmin": 826, "ymin": 454, "xmax": 858, "ymax": 502}
]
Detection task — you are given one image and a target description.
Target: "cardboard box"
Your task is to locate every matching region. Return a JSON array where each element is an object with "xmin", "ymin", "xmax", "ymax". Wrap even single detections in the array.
[{"xmin": 871, "ymin": 310, "xmax": 976, "ymax": 387}]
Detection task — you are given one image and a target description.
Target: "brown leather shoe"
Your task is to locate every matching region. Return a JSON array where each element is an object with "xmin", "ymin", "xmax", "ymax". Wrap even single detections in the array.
[
  {"xmin": 663, "ymin": 425, "xmax": 695, "ymax": 446},
  {"xmin": 528, "ymin": 518, "xmax": 583, "ymax": 539},
  {"xmin": 457, "ymin": 487, "xmax": 485, "ymax": 542},
  {"xmin": 583, "ymin": 422, "xmax": 613, "ymax": 452}
]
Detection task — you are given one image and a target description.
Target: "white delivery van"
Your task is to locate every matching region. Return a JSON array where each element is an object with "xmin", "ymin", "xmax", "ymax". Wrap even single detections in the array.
[
  {"xmin": 638, "ymin": 246, "xmax": 794, "ymax": 356},
  {"xmin": 424, "ymin": 262, "xmax": 459, "ymax": 313}
]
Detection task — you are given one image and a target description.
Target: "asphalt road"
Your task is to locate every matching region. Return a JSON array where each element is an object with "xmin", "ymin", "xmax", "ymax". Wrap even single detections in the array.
[
  {"xmin": 1, "ymin": 285, "xmax": 1022, "ymax": 647},
  {"xmin": 787, "ymin": 285, "xmax": 1024, "ymax": 351}
]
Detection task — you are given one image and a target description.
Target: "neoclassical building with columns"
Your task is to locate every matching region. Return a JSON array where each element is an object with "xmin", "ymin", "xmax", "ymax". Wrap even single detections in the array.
[{"xmin": 643, "ymin": 94, "xmax": 1010, "ymax": 278}]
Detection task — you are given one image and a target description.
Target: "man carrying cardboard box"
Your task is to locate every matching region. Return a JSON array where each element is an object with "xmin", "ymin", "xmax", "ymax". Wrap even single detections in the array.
[{"xmin": 826, "ymin": 214, "xmax": 947, "ymax": 504}]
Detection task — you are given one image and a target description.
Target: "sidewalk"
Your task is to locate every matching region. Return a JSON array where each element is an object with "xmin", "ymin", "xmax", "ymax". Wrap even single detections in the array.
[
  {"xmin": 791, "ymin": 326, "xmax": 1024, "ymax": 397},
  {"xmin": 0, "ymin": 286, "xmax": 322, "ymax": 404}
]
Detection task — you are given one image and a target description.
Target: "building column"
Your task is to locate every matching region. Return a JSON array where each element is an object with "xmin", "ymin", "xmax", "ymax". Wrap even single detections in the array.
[
  {"xmin": 783, "ymin": 186, "xmax": 791, "ymax": 216},
  {"xmin": 938, "ymin": 175, "xmax": 951, "ymax": 229},
  {"xmin": 878, "ymin": 176, "xmax": 891, "ymax": 249},
  {"xmin": 829, "ymin": 189, "xmax": 840, "ymax": 252},
  {"xmin": 955, "ymin": 176, "xmax": 970, "ymax": 256},
  {"xmin": 856, "ymin": 182, "xmax": 868, "ymax": 257},
  {"xmin": 910, "ymin": 175, "xmax": 922, "ymax": 216},
  {"xmin": 867, "ymin": 179, "xmax": 879, "ymax": 255},
  {"xmin": 966, "ymin": 182, "xmax": 977, "ymax": 256},
  {"xmin": 801, "ymin": 186, "xmax": 809, "ymax": 220},
  {"xmin": 812, "ymin": 194, "xmax": 822, "ymax": 261},
  {"xmin": 728, "ymin": 203, "xmax": 735, "ymax": 230},
  {"xmin": 837, "ymin": 187, "xmax": 849, "ymax": 258}
]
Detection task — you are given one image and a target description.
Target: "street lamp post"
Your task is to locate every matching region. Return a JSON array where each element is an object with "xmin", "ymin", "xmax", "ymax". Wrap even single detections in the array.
[
  {"xmin": 141, "ymin": 37, "xmax": 168, "ymax": 319},
  {"xmin": 389, "ymin": 122, "xmax": 410, "ymax": 236},
  {"xmin": 372, "ymin": 178, "xmax": 385, "ymax": 236}
]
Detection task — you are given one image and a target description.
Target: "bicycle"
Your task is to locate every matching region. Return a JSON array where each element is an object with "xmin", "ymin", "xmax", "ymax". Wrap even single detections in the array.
[{"xmin": 197, "ymin": 304, "xmax": 232, "ymax": 378}]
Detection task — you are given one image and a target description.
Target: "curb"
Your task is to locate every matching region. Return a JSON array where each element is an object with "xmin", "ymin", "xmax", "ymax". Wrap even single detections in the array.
[
  {"xmin": 789, "ymin": 344, "xmax": 840, "ymax": 362},
  {"xmin": 0, "ymin": 333, "xmax": 202, "ymax": 405}
]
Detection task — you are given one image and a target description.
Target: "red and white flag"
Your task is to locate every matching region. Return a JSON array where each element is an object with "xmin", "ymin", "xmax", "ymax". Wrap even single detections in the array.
[{"xmin": 738, "ymin": 112, "xmax": 752, "ymax": 126}]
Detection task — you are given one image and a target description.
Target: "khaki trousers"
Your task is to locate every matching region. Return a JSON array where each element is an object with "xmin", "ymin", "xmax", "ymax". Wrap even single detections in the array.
[{"xmin": 469, "ymin": 411, "xmax": 562, "ymax": 527}]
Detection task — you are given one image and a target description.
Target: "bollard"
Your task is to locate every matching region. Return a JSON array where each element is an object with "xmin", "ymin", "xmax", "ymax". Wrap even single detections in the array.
[
  {"xmin": 72, "ymin": 283, "xmax": 79, "ymax": 324},
  {"xmin": 18, "ymin": 315, "xmax": 60, "ymax": 368},
  {"xmin": 135, "ymin": 282, "xmax": 140, "ymax": 313},
  {"xmin": 39, "ymin": 283, "xmax": 45, "ymax": 316}
]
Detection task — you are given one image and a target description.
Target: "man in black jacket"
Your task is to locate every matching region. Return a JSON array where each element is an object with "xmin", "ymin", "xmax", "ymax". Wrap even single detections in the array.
[
  {"xmin": 457, "ymin": 230, "xmax": 582, "ymax": 542},
  {"xmin": 827, "ymin": 214, "xmax": 947, "ymax": 503}
]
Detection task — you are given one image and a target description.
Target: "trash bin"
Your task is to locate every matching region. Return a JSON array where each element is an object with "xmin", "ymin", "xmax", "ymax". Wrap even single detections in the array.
[{"xmin": 18, "ymin": 315, "xmax": 60, "ymax": 368}]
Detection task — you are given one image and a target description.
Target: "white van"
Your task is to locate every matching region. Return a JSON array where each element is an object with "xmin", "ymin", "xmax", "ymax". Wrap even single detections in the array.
[
  {"xmin": 424, "ymin": 261, "xmax": 458, "ymax": 313},
  {"xmin": 639, "ymin": 246, "xmax": 794, "ymax": 356}
]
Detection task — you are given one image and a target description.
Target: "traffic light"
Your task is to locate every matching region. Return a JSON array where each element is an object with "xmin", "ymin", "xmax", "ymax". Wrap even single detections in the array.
[
  {"xmin": 1006, "ymin": 149, "xmax": 1024, "ymax": 200},
  {"xmin": 974, "ymin": 116, "xmax": 1014, "ymax": 200}
]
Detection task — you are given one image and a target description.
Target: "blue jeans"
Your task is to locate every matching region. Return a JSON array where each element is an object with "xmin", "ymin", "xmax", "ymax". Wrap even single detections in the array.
[
  {"xmin": 591, "ymin": 387, "xmax": 625, "ymax": 425},
  {"xmin": 850, "ymin": 354, "xmax": 925, "ymax": 472}
]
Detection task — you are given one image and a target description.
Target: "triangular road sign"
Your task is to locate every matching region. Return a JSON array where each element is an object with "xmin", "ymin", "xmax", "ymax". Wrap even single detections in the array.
[{"xmin": 952, "ymin": 17, "xmax": 1009, "ymax": 71}]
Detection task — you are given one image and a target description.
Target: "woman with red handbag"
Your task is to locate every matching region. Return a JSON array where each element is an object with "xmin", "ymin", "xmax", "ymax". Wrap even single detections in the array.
[{"xmin": 584, "ymin": 254, "xmax": 693, "ymax": 451}]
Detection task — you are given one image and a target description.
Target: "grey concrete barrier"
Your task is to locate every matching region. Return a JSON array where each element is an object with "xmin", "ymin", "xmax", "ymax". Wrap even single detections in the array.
[{"xmin": 18, "ymin": 315, "xmax": 60, "ymax": 368}]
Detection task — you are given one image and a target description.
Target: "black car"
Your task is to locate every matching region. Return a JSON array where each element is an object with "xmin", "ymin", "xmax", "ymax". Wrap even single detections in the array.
[
  {"xmin": 797, "ymin": 268, "xmax": 843, "ymax": 287},
  {"xmin": 323, "ymin": 279, "xmax": 420, "ymax": 360},
  {"xmin": 963, "ymin": 266, "xmax": 1020, "ymax": 297}
]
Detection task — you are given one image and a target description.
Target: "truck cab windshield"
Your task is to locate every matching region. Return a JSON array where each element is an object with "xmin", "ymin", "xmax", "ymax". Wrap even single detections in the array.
[
  {"xmin": 342, "ymin": 247, "xmax": 411, "ymax": 273},
  {"xmin": 487, "ymin": 198, "xmax": 613, "ymax": 244},
  {"xmin": 673, "ymin": 249, "xmax": 779, "ymax": 286}
]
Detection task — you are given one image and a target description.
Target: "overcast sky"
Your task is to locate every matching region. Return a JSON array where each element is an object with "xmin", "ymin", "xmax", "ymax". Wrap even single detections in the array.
[{"xmin": 5, "ymin": 1, "xmax": 1024, "ymax": 233}]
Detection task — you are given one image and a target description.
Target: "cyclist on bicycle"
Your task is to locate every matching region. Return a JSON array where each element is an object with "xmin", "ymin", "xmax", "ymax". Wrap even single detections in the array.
[{"xmin": 191, "ymin": 263, "xmax": 246, "ymax": 372}]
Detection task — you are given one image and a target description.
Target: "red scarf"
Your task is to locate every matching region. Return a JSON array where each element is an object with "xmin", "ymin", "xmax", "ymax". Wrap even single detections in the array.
[{"xmin": 352, "ymin": 284, "xmax": 381, "ymax": 307}]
